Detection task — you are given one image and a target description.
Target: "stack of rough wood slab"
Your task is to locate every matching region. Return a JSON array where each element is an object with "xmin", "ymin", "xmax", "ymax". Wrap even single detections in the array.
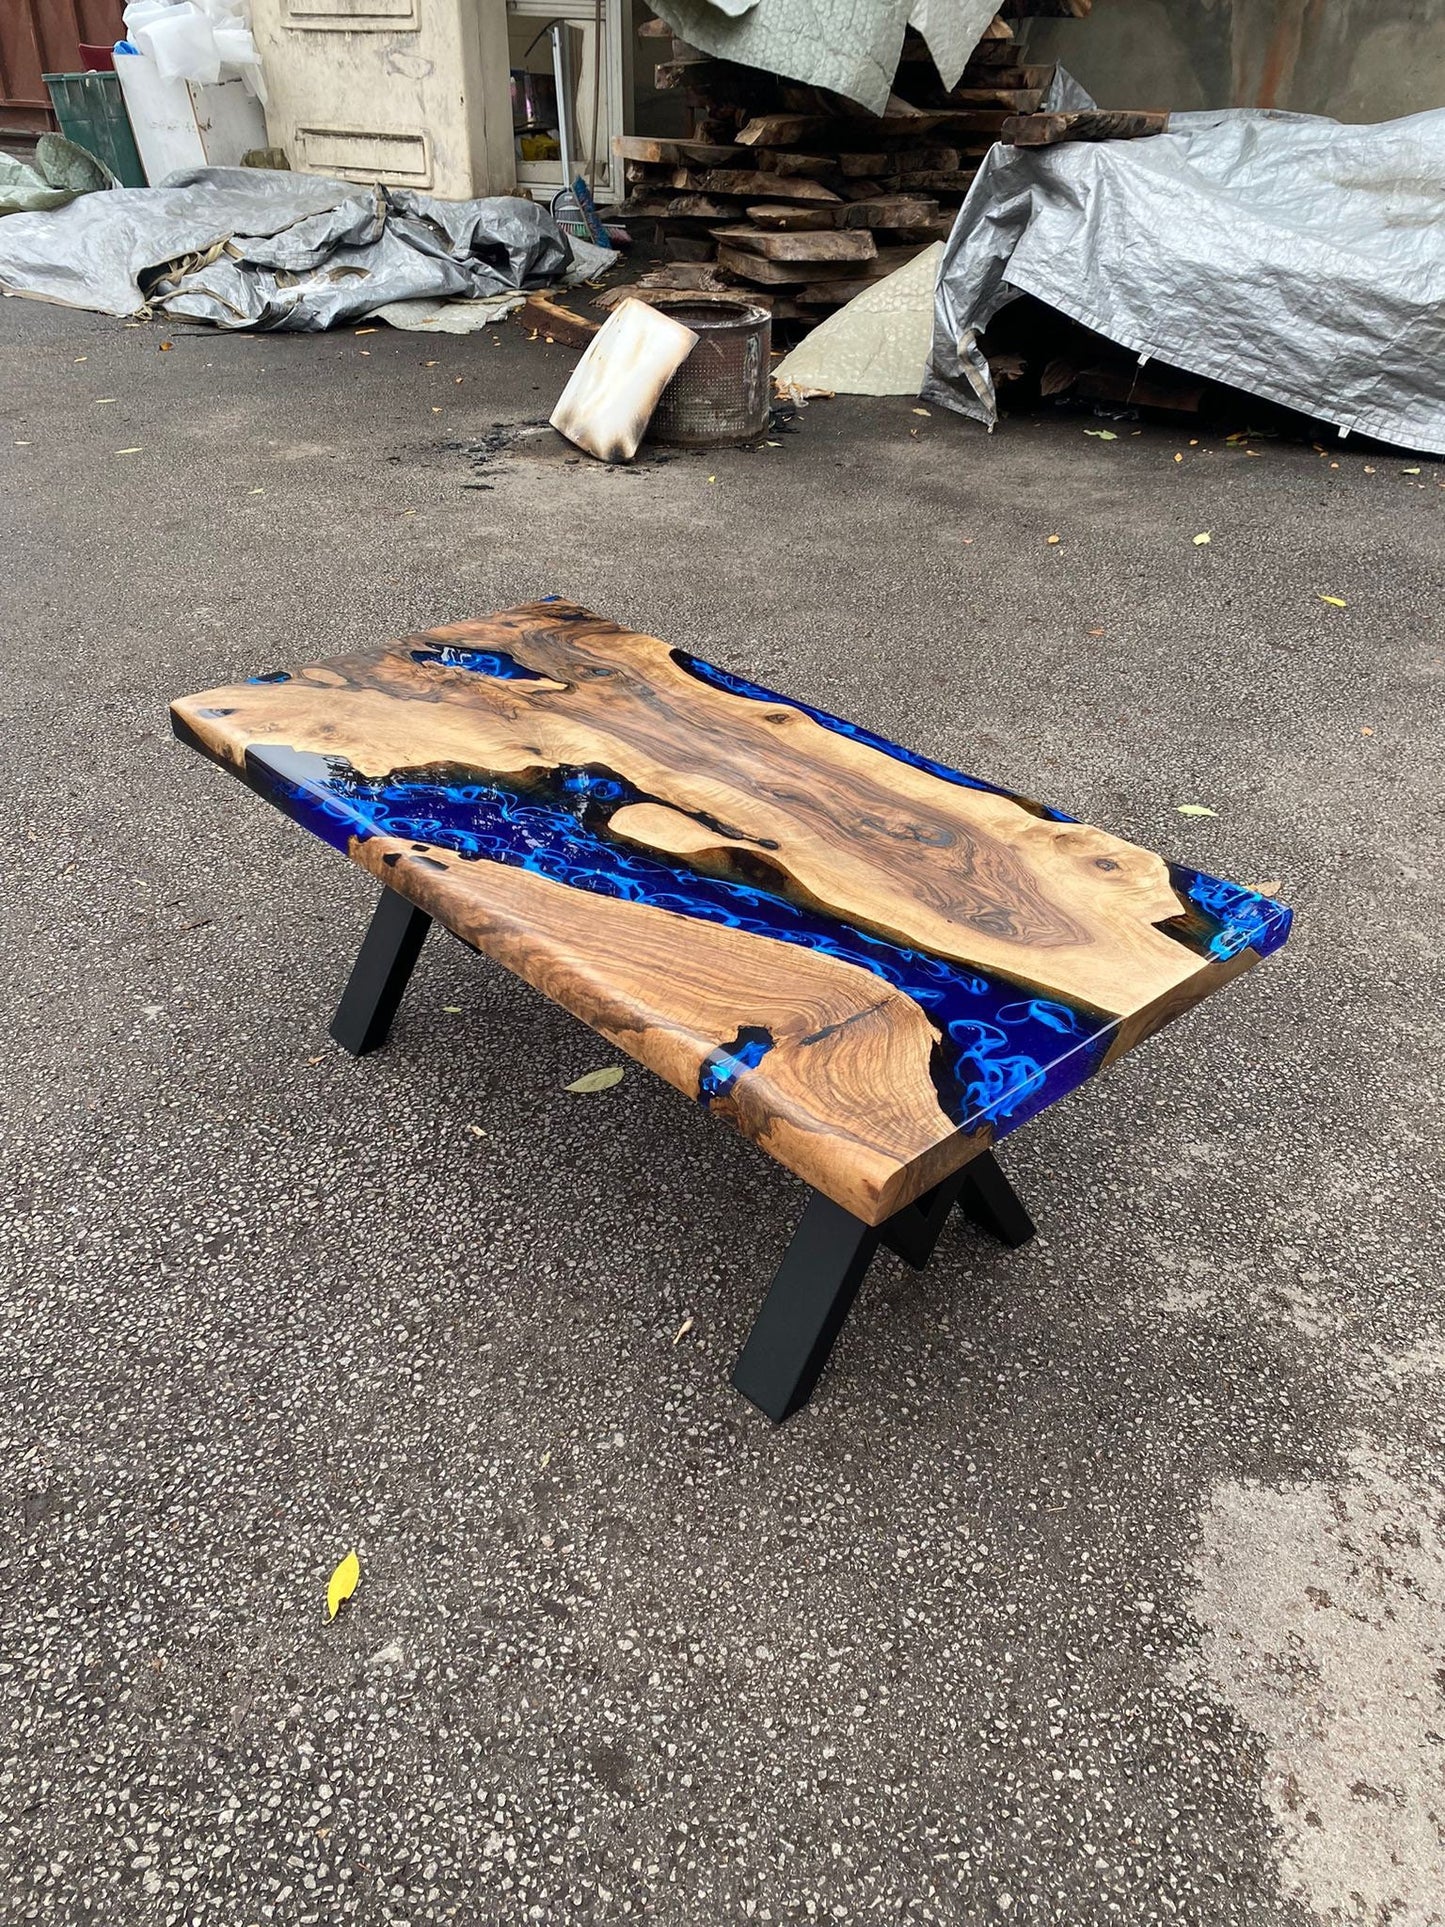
[{"xmin": 616, "ymin": 0, "xmax": 1167, "ymax": 324}]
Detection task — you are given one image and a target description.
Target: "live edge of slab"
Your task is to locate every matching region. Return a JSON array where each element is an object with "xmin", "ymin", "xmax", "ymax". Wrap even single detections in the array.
[{"xmin": 170, "ymin": 600, "xmax": 1291, "ymax": 1227}]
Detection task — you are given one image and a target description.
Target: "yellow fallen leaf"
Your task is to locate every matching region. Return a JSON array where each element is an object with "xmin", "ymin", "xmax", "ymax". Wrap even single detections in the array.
[
  {"xmin": 442, "ymin": 1004, "xmax": 462, "ymax": 1014},
  {"xmin": 466, "ymin": 1123, "xmax": 487, "ymax": 1138},
  {"xmin": 94, "ymin": 397, "xmax": 116, "ymax": 404},
  {"xmin": 1361, "ymin": 725, "xmax": 1374, "ymax": 736},
  {"xmin": 249, "ymin": 487, "xmax": 265, "ymax": 495},
  {"xmin": 356, "ymin": 327, "xmax": 377, "ymax": 335},
  {"xmin": 707, "ymin": 475, "xmax": 717, "ymax": 484},
  {"xmin": 566, "ymin": 1066, "xmax": 624, "ymax": 1093},
  {"xmin": 1046, "ymin": 533, "xmax": 1061, "ymax": 545},
  {"xmin": 327, "ymin": 1549, "xmax": 360, "ymax": 1620},
  {"xmin": 912, "ymin": 407, "xmax": 931, "ymax": 417},
  {"xmin": 1193, "ymin": 532, "xmax": 1211, "ymax": 545},
  {"xmin": 1083, "ymin": 428, "xmax": 1116, "ymax": 440},
  {"xmin": 1173, "ymin": 453, "xmax": 1183, "ymax": 462},
  {"xmin": 539, "ymin": 1449, "xmax": 551, "ymax": 1468},
  {"xmin": 1319, "ymin": 594, "xmax": 1346, "ymax": 607},
  {"xmin": 673, "ymin": 1316, "xmax": 695, "ymax": 1346},
  {"xmin": 1403, "ymin": 466, "xmax": 1421, "ymax": 475},
  {"xmin": 1176, "ymin": 803, "xmax": 1217, "ymax": 817},
  {"xmin": 114, "ymin": 447, "xmax": 143, "ymax": 455}
]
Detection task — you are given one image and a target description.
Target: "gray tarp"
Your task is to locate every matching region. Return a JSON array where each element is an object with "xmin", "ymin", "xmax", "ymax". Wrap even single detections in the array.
[
  {"xmin": 924, "ymin": 107, "xmax": 1445, "ymax": 455},
  {"xmin": 649, "ymin": 0, "xmax": 998, "ymax": 117},
  {"xmin": 0, "ymin": 135, "xmax": 115, "ymax": 218},
  {"xmin": 0, "ymin": 167, "xmax": 576, "ymax": 330}
]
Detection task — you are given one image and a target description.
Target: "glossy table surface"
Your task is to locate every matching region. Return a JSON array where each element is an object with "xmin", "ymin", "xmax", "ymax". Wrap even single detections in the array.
[{"xmin": 171, "ymin": 600, "xmax": 1291, "ymax": 1224}]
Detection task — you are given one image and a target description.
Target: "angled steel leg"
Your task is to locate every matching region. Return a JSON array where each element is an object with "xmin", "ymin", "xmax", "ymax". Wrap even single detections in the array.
[
  {"xmin": 329, "ymin": 886, "xmax": 433, "ymax": 1057},
  {"xmin": 732, "ymin": 1193, "xmax": 883, "ymax": 1423},
  {"xmin": 880, "ymin": 1165, "xmax": 975, "ymax": 1270},
  {"xmin": 956, "ymin": 1149, "xmax": 1036, "ymax": 1248},
  {"xmin": 733, "ymin": 1151, "xmax": 1038, "ymax": 1423}
]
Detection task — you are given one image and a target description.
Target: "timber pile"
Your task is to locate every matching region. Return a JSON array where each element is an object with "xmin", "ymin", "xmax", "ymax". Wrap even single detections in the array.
[{"xmin": 615, "ymin": 1, "xmax": 1167, "ymax": 325}]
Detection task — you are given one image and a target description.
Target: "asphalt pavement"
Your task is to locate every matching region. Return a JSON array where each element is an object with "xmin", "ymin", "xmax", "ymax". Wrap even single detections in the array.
[{"xmin": 2, "ymin": 296, "xmax": 1443, "ymax": 1927}]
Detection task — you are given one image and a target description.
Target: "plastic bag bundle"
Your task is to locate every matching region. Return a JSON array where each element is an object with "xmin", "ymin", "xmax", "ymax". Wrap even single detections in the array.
[{"xmin": 121, "ymin": 0, "xmax": 264, "ymax": 98}]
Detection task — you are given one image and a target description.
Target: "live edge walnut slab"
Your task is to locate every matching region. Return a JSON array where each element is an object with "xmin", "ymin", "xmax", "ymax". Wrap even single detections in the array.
[{"xmin": 172, "ymin": 599, "xmax": 1291, "ymax": 1231}]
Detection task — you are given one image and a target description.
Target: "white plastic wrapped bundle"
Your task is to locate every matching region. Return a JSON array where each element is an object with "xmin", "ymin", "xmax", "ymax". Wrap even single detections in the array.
[{"xmin": 121, "ymin": 0, "xmax": 265, "ymax": 101}]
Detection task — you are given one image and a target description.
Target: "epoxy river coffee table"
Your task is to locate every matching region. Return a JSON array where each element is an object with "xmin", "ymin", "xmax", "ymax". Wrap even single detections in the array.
[{"xmin": 172, "ymin": 600, "xmax": 1291, "ymax": 1422}]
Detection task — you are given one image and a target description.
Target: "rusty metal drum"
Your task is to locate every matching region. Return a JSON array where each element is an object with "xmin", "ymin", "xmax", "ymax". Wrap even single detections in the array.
[{"xmin": 646, "ymin": 299, "xmax": 773, "ymax": 448}]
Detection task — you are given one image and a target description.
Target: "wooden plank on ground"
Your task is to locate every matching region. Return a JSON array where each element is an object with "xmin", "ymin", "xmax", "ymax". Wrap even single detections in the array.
[
  {"xmin": 835, "ymin": 196, "xmax": 939, "ymax": 228},
  {"xmin": 709, "ymin": 225, "xmax": 878, "ymax": 262},
  {"xmin": 614, "ymin": 135, "xmax": 741, "ymax": 167},
  {"xmin": 756, "ymin": 151, "xmax": 841, "ymax": 180},
  {"xmin": 963, "ymin": 38, "xmax": 1024, "ymax": 63},
  {"xmin": 927, "ymin": 108, "xmax": 1017, "ymax": 134},
  {"xmin": 736, "ymin": 113, "xmax": 833, "ymax": 147},
  {"xmin": 945, "ymin": 86, "xmax": 1045, "ymax": 109},
  {"xmin": 951, "ymin": 63, "xmax": 1054, "ymax": 86},
  {"xmin": 894, "ymin": 146, "xmax": 963, "ymax": 175},
  {"xmin": 594, "ymin": 283, "xmax": 775, "ymax": 311},
  {"xmin": 715, "ymin": 243, "xmax": 860, "ymax": 284},
  {"xmin": 897, "ymin": 170, "xmax": 978, "ymax": 193},
  {"xmin": 745, "ymin": 203, "xmax": 840, "ymax": 230},
  {"xmin": 1003, "ymin": 109, "xmax": 1168, "ymax": 145},
  {"xmin": 696, "ymin": 170, "xmax": 841, "ymax": 202},
  {"xmin": 514, "ymin": 292, "xmax": 597, "ymax": 349}
]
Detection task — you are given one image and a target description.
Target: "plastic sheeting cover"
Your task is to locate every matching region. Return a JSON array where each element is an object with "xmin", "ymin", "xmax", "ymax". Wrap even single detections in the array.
[
  {"xmin": 648, "ymin": 0, "xmax": 999, "ymax": 117},
  {"xmin": 0, "ymin": 167, "xmax": 575, "ymax": 329},
  {"xmin": 924, "ymin": 107, "xmax": 1445, "ymax": 455},
  {"xmin": 773, "ymin": 242, "xmax": 942, "ymax": 396},
  {"xmin": 0, "ymin": 136, "xmax": 115, "ymax": 218}
]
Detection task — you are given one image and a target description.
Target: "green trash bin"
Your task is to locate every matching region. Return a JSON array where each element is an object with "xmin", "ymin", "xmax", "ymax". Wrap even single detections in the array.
[{"xmin": 43, "ymin": 72, "xmax": 146, "ymax": 188}]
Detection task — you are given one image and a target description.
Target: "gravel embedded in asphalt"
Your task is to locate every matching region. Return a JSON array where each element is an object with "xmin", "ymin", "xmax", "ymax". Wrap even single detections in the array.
[{"xmin": 1, "ymin": 298, "xmax": 1443, "ymax": 1925}]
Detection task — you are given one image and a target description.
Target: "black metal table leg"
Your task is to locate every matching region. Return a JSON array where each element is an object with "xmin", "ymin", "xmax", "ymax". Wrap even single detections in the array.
[
  {"xmin": 733, "ymin": 1151, "xmax": 1039, "ymax": 1422},
  {"xmin": 329, "ymin": 886, "xmax": 433, "ymax": 1057},
  {"xmin": 880, "ymin": 1165, "xmax": 973, "ymax": 1270},
  {"xmin": 732, "ymin": 1193, "xmax": 882, "ymax": 1423},
  {"xmin": 956, "ymin": 1149, "xmax": 1036, "ymax": 1248}
]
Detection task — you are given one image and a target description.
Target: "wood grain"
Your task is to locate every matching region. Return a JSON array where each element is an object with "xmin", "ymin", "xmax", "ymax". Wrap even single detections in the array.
[
  {"xmin": 172, "ymin": 602, "xmax": 1288, "ymax": 1222},
  {"xmin": 354, "ymin": 838, "xmax": 972, "ymax": 1224},
  {"xmin": 1004, "ymin": 110, "xmax": 1168, "ymax": 146},
  {"xmin": 708, "ymin": 226, "xmax": 877, "ymax": 263}
]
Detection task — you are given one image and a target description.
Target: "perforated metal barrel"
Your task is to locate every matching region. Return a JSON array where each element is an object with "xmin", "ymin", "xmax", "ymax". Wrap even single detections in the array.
[{"xmin": 646, "ymin": 299, "xmax": 772, "ymax": 448}]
